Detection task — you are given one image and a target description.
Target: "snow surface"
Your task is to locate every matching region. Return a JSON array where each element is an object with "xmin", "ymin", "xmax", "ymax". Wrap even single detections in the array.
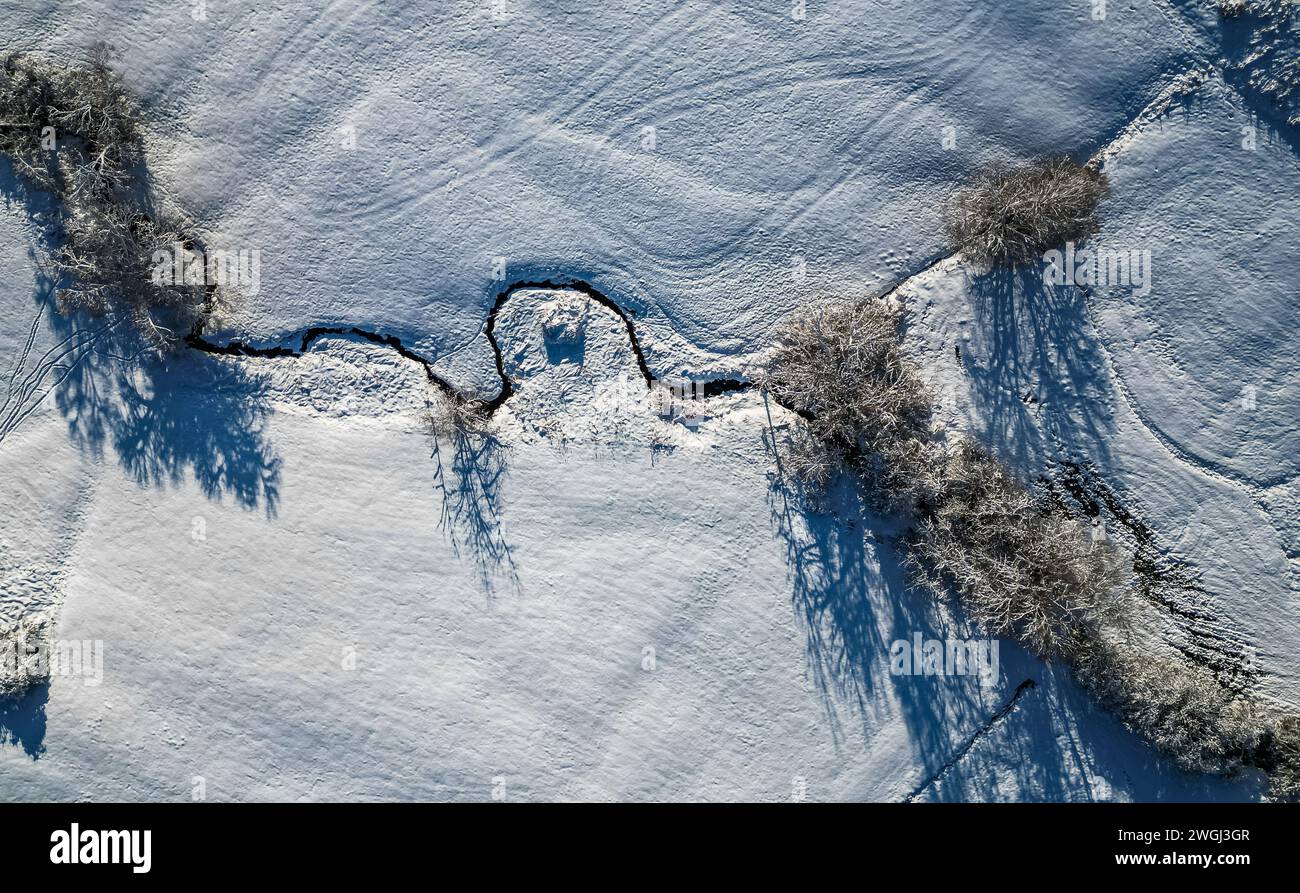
[{"xmin": 0, "ymin": 0, "xmax": 1295, "ymax": 800}]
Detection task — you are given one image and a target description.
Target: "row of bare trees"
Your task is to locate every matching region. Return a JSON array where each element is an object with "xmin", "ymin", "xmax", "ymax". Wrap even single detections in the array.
[{"xmin": 762, "ymin": 291, "xmax": 1297, "ymax": 799}]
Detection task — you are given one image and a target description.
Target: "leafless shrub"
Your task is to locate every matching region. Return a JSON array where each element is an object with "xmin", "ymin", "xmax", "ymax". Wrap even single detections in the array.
[
  {"xmin": 424, "ymin": 389, "xmax": 489, "ymax": 441},
  {"xmin": 943, "ymin": 157, "xmax": 1109, "ymax": 266},
  {"xmin": 54, "ymin": 197, "xmax": 210, "ymax": 344},
  {"xmin": 763, "ymin": 299, "xmax": 1124, "ymax": 654},
  {"xmin": 0, "ymin": 45, "xmax": 140, "ymax": 199},
  {"xmin": 776, "ymin": 424, "xmax": 839, "ymax": 492},
  {"xmin": 908, "ymin": 441, "xmax": 1128, "ymax": 657},
  {"xmin": 760, "ymin": 297, "xmax": 938, "ymax": 513},
  {"xmin": 851, "ymin": 434, "xmax": 948, "ymax": 519},
  {"xmin": 1073, "ymin": 636, "xmax": 1264, "ymax": 775},
  {"xmin": 0, "ymin": 45, "xmax": 212, "ymax": 347},
  {"xmin": 0, "ymin": 60, "xmax": 61, "ymax": 188}
]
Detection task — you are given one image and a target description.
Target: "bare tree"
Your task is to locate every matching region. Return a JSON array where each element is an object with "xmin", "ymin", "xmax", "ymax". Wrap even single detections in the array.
[
  {"xmin": 0, "ymin": 45, "xmax": 139, "ymax": 199},
  {"xmin": 759, "ymin": 293, "xmax": 1290, "ymax": 786},
  {"xmin": 424, "ymin": 388, "xmax": 490, "ymax": 441},
  {"xmin": 0, "ymin": 46, "xmax": 215, "ymax": 347},
  {"xmin": 1260, "ymin": 715, "xmax": 1300, "ymax": 801}
]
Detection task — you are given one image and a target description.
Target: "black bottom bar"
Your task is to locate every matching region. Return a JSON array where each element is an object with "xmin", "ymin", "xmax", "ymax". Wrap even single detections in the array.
[{"xmin": 1, "ymin": 802, "xmax": 1289, "ymax": 879}]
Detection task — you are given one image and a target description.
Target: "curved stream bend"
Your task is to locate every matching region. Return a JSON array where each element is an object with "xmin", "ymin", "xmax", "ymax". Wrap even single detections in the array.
[{"xmin": 184, "ymin": 278, "xmax": 751, "ymax": 414}]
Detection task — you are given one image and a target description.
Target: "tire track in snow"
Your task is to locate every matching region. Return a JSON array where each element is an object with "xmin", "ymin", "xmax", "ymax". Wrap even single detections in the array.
[
  {"xmin": 1077, "ymin": 284, "xmax": 1299, "ymax": 492},
  {"xmin": 186, "ymin": 56, "xmax": 1212, "ymax": 424},
  {"xmin": 0, "ymin": 316, "xmax": 123, "ymax": 446},
  {"xmin": 306, "ymin": 5, "xmax": 1008, "ymax": 240}
]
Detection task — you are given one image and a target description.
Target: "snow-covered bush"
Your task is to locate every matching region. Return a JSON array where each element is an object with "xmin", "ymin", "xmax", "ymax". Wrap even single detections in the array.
[
  {"xmin": 775, "ymin": 424, "xmax": 837, "ymax": 492},
  {"xmin": 0, "ymin": 614, "xmax": 51, "ymax": 700},
  {"xmin": 1242, "ymin": 712, "xmax": 1300, "ymax": 802},
  {"xmin": 0, "ymin": 45, "xmax": 140, "ymax": 193},
  {"xmin": 943, "ymin": 157, "xmax": 1109, "ymax": 266},
  {"xmin": 54, "ymin": 194, "xmax": 209, "ymax": 343},
  {"xmin": 908, "ymin": 441, "xmax": 1128, "ymax": 657},
  {"xmin": 0, "ymin": 46, "xmax": 212, "ymax": 346},
  {"xmin": 760, "ymin": 297, "xmax": 940, "ymax": 514},
  {"xmin": 1072, "ymin": 636, "xmax": 1264, "ymax": 775},
  {"xmin": 1259, "ymin": 716, "xmax": 1300, "ymax": 801},
  {"xmin": 424, "ymin": 389, "xmax": 489, "ymax": 440},
  {"xmin": 762, "ymin": 299, "xmax": 1124, "ymax": 654}
]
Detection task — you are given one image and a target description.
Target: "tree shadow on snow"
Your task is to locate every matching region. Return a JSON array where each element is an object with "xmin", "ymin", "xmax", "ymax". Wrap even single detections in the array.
[
  {"xmin": 105, "ymin": 354, "xmax": 281, "ymax": 514},
  {"xmin": 761, "ymin": 397, "xmax": 988, "ymax": 762},
  {"xmin": 46, "ymin": 304, "xmax": 282, "ymax": 516},
  {"xmin": 918, "ymin": 653, "xmax": 1261, "ymax": 803},
  {"xmin": 431, "ymin": 428, "xmax": 518, "ymax": 597},
  {"xmin": 1, "ymin": 159, "xmax": 281, "ymax": 516},
  {"xmin": 759, "ymin": 396, "xmax": 1252, "ymax": 801},
  {"xmin": 0, "ymin": 682, "xmax": 48, "ymax": 760},
  {"xmin": 964, "ymin": 265, "xmax": 1116, "ymax": 474},
  {"xmin": 1211, "ymin": 2, "xmax": 1300, "ymax": 159}
]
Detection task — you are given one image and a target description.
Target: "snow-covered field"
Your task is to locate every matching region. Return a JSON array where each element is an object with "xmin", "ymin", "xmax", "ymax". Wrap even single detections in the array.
[{"xmin": 0, "ymin": 0, "xmax": 1295, "ymax": 800}]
